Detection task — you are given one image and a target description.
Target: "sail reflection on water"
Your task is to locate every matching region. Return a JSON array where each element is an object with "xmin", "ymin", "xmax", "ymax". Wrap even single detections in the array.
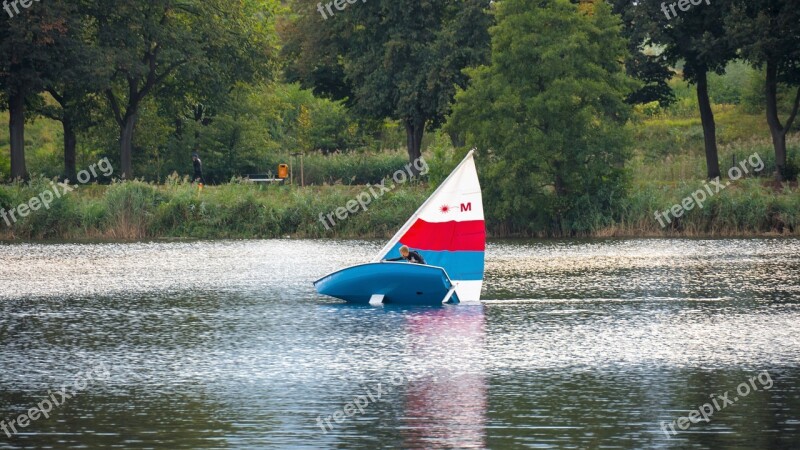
[{"xmin": 400, "ymin": 306, "xmax": 487, "ymax": 448}]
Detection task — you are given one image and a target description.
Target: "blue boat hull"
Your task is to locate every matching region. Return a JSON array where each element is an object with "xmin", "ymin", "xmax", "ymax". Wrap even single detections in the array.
[{"xmin": 313, "ymin": 262, "xmax": 460, "ymax": 305}]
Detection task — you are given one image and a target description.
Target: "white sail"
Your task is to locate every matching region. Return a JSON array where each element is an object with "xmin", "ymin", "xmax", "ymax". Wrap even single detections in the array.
[{"xmin": 374, "ymin": 150, "xmax": 486, "ymax": 302}]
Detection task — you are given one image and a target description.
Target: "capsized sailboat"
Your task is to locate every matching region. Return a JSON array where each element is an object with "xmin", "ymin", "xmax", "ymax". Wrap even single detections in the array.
[{"xmin": 314, "ymin": 150, "xmax": 485, "ymax": 305}]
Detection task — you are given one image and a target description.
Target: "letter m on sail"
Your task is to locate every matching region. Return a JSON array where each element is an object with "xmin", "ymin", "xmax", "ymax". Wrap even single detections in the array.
[{"xmin": 461, "ymin": 203, "xmax": 472, "ymax": 212}]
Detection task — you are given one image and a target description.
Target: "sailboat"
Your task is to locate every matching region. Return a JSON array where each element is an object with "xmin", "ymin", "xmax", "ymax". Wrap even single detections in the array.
[{"xmin": 314, "ymin": 150, "xmax": 485, "ymax": 305}]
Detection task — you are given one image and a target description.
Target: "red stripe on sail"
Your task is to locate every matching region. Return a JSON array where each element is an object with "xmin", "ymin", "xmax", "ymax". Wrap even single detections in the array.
[{"xmin": 400, "ymin": 219, "xmax": 486, "ymax": 252}]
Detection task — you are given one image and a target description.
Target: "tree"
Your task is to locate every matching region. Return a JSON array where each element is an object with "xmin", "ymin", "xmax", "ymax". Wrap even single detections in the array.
[
  {"xmin": 448, "ymin": 0, "xmax": 637, "ymax": 235},
  {"xmin": 0, "ymin": 0, "xmax": 72, "ymax": 179},
  {"xmin": 35, "ymin": 1, "xmax": 109, "ymax": 180},
  {"xmin": 89, "ymin": 0, "xmax": 279, "ymax": 178},
  {"xmin": 280, "ymin": 2, "xmax": 353, "ymax": 102},
  {"xmin": 283, "ymin": 0, "xmax": 492, "ymax": 168},
  {"xmin": 609, "ymin": 0, "xmax": 675, "ymax": 107},
  {"xmin": 728, "ymin": 0, "xmax": 800, "ymax": 181},
  {"xmin": 624, "ymin": 0, "xmax": 736, "ymax": 180}
]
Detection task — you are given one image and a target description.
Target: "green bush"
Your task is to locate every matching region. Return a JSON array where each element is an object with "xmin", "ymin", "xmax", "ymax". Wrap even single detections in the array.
[
  {"xmin": 741, "ymin": 68, "xmax": 766, "ymax": 114},
  {"xmin": 0, "ymin": 186, "xmax": 12, "ymax": 212},
  {"xmin": 103, "ymin": 181, "xmax": 165, "ymax": 238},
  {"xmin": 261, "ymin": 151, "xmax": 413, "ymax": 186},
  {"xmin": 708, "ymin": 61, "xmax": 757, "ymax": 105},
  {"xmin": 0, "ymin": 177, "xmax": 83, "ymax": 238},
  {"xmin": 750, "ymin": 144, "xmax": 800, "ymax": 181}
]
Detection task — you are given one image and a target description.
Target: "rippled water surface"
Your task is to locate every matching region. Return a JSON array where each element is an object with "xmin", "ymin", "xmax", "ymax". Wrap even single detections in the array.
[{"xmin": 1, "ymin": 238, "xmax": 799, "ymax": 449}]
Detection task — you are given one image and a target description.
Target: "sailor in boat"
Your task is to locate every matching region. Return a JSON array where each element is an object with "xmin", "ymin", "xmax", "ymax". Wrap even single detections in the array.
[{"xmin": 384, "ymin": 245, "xmax": 426, "ymax": 265}]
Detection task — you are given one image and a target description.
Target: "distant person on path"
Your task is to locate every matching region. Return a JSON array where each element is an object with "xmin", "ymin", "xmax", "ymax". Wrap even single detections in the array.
[
  {"xmin": 192, "ymin": 152, "xmax": 204, "ymax": 184},
  {"xmin": 385, "ymin": 245, "xmax": 426, "ymax": 264}
]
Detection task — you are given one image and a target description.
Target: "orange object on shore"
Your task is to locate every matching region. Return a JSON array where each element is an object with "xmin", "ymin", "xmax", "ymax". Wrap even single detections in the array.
[{"xmin": 278, "ymin": 164, "xmax": 289, "ymax": 179}]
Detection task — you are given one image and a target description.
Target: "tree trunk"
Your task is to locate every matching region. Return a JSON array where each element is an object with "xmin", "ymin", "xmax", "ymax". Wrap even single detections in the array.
[
  {"xmin": 405, "ymin": 117, "xmax": 425, "ymax": 173},
  {"xmin": 9, "ymin": 90, "xmax": 27, "ymax": 180},
  {"xmin": 63, "ymin": 117, "xmax": 77, "ymax": 181},
  {"xmin": 765, "ymin": 60, "xmax": 787, "ymax": 182},
  {"xmin": 696, "ymin": 71, "xmax": 721, "ymax": 180},
  {"xmin": 448, "ymin": 130, "xmax": 465, "ymax": 148},
  {"xmin": 554, "ymin": 166, "xmax": 567, "ymax": 197},
  {"xmin": 119, "ymin": 114, "xmax": 137, "ymax": 179}
]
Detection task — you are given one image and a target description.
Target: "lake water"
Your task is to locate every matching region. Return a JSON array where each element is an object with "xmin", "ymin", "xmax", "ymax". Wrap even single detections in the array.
[{"xmin": 0, "ymin": 238, "xmax": 799, "ymax": 449}]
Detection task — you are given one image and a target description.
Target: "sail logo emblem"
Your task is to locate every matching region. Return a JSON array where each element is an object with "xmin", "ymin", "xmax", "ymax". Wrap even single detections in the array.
[{"xmin": 439, "ymin": 203, "xmax": 472, "ymax": 214}]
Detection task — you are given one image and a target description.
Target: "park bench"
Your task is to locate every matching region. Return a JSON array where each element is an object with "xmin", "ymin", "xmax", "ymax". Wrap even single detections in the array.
[{"xmin": 246, "ymin": 174, "xmax": 286, "ymax": 184}]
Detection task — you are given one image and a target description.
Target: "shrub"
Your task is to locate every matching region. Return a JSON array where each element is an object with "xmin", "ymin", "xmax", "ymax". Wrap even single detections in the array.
[{"xmin": 103, "ymin": 181, "xmax": 164, "ymax": 239}]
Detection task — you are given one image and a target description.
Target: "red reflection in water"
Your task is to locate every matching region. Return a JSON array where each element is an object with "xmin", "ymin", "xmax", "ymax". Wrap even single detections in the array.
[{"xmin": 402, "ymin": 307, "xmax": 487, "ymax": 449}]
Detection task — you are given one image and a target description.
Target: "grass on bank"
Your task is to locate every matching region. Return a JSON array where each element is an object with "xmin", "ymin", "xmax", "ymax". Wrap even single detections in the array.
[
  {"xmin": 0, "ymin": 178, "xmax": 429, "ymax": 240},
  {"xmin": 612, "ymin": 178, "xmax": 800, "ymax": 237},
  {"xmin": 1, "ymin": 168, "xmax": 799, "ymax": 241}
]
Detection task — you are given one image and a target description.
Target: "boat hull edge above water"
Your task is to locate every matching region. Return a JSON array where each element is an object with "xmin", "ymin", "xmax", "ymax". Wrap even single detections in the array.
[{"xmin": 313, "ymin": 262, "xmax": 461, "ymax": 305}]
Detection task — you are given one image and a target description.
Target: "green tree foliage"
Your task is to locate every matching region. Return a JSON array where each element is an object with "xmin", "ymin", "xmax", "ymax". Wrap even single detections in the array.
[
  {"xmin": 280, "ymin": 1, "xmax": 352, "ymax": 102},
  {"xmin": 183, "ymin": 82, "xmax": 366, "ymax": 183},
  {"xmin": 448, "ymin": 0, "xmax": 636, "ymax": 235},
  {"xmin": 707, "ymin": 61, "xmax": 756, "ymax": 105},
  {"xmin": 624, "ymin": 0, "xmax": 737, "ymax": 180},
  {"xmin": 282, "ymin": 0, "xmax": 492, "ymax": 167},
  {"xmin": 609, "ymin": 0, "xmax": 675, "ymax": 107},
  {"xmin": 33, "ymin": 0, "xmax": 110, "ymax": 181},
  {"xmin": 727, "ymin": 0, "xmax": 800, "ymax": 181},
  {"xmin": 0, "ymin": 0, "xmax": 76, "ymax": 179},
  {"xmin": 81, "ymin": 82, "xmax": 373, "ymax": 183},
  {"xmin": 259, "ymin": 83, "xmax": 359, "ymax": 155},
  {"xmin": 90, "ymin": 0, "xmax": 280, "ymax": 178}
]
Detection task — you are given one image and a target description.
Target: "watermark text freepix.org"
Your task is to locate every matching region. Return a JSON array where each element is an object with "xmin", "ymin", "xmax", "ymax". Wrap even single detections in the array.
[
  {"xmin": 317, "ymin": 0, "xmax": 366, "ymax": 20},
  {"xmin": 1, "ymin": 362, "xmax": 110, "ymax": 439},
  {"xmin": 660, "ymin": 370, "xmax": 773, "ymax": 439},
  {"xmin": 654, "ymin": 152, "xmax": 764, "ymax": 228},
  {"xmin": 318, "ymin": 157, "xmax": 428, "ymax": 231},
  {"xmin": 3, "ymin": 0, "xmax": 40, "ymax": 19},
  {"xmin": 661, "ymin": 0, "xmax": 712, "ymax": 21},
  {"xmin": 316, "ymin": 371, "xmax": 409, "ymax": 433},
  {"xmin": 0, "ymin": 157, "xmax": 113, "ymax": 228}
]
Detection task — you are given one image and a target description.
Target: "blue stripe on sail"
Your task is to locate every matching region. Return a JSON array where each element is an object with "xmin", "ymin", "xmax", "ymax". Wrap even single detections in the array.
[{"xmin": 382, "ymin": 243, "xmax": 484, "ymax": 281}]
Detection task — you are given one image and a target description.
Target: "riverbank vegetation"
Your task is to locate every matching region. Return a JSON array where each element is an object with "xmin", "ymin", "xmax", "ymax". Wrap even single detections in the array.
[
  {"xmin": 0, "ymin": 177, "xmax": 428, "ymax": 240},
  {"xmin": 2, "ymin": 0, "xmax": 799, "ymax": 240},
  {"xmin": 2, "ymin": 105, "xmax": 798, "ymax": 240},
  {"xmin": 1, "ymin": 174, "xmax": 798, "ymax": 240}
]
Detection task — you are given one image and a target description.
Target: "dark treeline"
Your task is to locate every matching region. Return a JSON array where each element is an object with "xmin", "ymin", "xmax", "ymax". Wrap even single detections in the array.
[
  {"xmin": 1, "ymin": 0, "xmax": 799, "ymax": 235},
  {"xmin": 1, "ymin": 0, "xmax": 283, "ymax": 181}
]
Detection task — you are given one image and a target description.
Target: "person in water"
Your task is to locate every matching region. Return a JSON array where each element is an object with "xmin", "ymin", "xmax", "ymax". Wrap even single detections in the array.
[{"xmin": 385, "ymin": 245, "xmax": 426, "ymax": 264}]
